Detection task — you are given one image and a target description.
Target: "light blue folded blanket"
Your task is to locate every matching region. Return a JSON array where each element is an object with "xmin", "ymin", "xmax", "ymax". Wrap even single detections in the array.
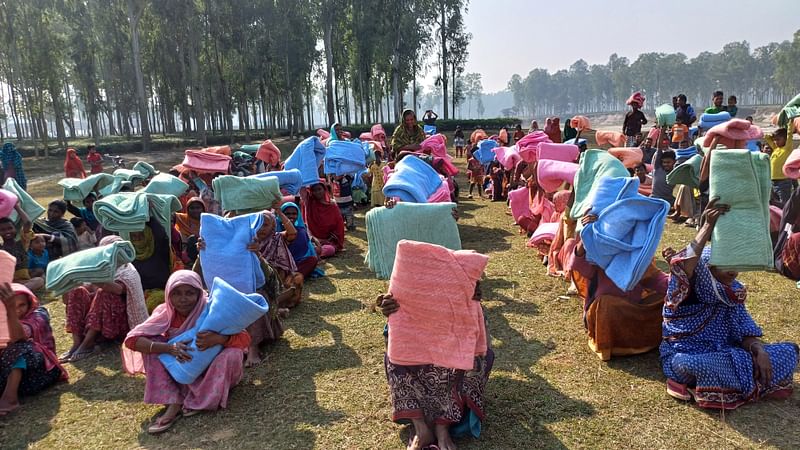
[
  {"xmin": 113, "ymin": 168, "xmax": 147, "ymax": 187},
  {"xmin": 3, "ymin": 178, "xmax": 44, "ymax": 226},
  {"xmin": 570, "ymin": 149, "xmax": 629, "ymax": 222},
  {"xmin": 580, "ymin": 177, "xmax": 669, "ymax": 292},
  {"xmin": 474, "ymin": 140, "xmax": 498, "ymax": 164},
  {"xmin": 59, "ymin": 173, "xmax": 118, "ymax": 201},
  {"xmin": 383, "ymin": 156, "xmax": 443, "ymax": 203},
  {"xmin": 142, "ymin": 173, "xmax": 189, "ymax": 198},
  {"xmin": 324, "ymin": 140, "xmax": 367, "ymax": 176},
  {"xmin": 45, "ymin": 240, "xmax": 137, "ymax": 296},
  {"xmin": 212, "ymin": 175, "xmax": 282, "ymax": 213},
  {"xmin": 160, "ymin": 277, "xmax": 269, "ymax": 384},
  {"xmin": 284, "ymin": 136, "xmax": 326, "ymax": 187},
  {"xmin": 699, "ymin": 111, "xmax": 731, "ymax": 129},
  {"xmin": 199, "ymin": 212, "xmax": 265, "ymax": 293},
  {"xmin": 365, "ymin": 202, "xmax": 461, "ymax": 279},
  {"xmin": 709, "ymin": 149, "xmax": 772, "ymax": 271},
  {"xmin": 249, "ymin": 169, "xmax": 302, "ymax": 195}
]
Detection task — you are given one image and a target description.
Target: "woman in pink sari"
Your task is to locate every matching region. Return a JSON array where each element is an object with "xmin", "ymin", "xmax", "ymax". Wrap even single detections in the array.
[{"xmin": 122, "ymin": 270, "xmax": 250, "ymax": 434}]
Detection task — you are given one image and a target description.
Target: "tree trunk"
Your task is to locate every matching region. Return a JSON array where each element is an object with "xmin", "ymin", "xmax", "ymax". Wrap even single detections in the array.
[
  {"xmin": 391, "ymin": 16, "xmax": 403, "ymax": 121},
  {"xmin": 440, "ymin": 2, "xmax": 448, "ymax": 120},
  {"xmin": 188, "ymin": 29, "xmax": 206, "ymax": 146},
  {"xmin": 323, "ymin": 20, "xmax": 336, "ymax": 126},
  {"xmin": 127, "ymin": 0, "xmax": 150, "ymax": 149}
]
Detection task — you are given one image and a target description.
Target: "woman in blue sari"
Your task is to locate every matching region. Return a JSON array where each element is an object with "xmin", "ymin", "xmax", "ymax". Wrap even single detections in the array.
[
  {"xmin": 661, "ymin": 199, "xmax": 799, "ymax": 409},
  {"xmin": 277, "ymin": 202, "xmax": 319, "ymax": 279}
]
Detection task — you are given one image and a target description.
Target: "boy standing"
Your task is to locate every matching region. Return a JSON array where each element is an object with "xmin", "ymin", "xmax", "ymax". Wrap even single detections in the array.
[
  {"xmin": 334, "ymin": 174, "xmax": 356, "ymax": 231},
  {"xmin": 727, "ymin": 95, "xmax": 738, "ymax": 118},
  {"xmin": 765, "ymin": 126, "xmax": 795, "ymax": 206}
]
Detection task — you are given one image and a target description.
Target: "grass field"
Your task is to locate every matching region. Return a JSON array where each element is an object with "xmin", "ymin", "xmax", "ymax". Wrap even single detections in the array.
[{"xmin": 1, "ymin": 138, "xmax": 799, "ymax": 449}]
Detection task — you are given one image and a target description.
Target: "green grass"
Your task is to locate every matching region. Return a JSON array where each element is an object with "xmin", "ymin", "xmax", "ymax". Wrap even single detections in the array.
[{"xmin": 1, "ymin": 139, "xmax": 799, "ymax": 449}]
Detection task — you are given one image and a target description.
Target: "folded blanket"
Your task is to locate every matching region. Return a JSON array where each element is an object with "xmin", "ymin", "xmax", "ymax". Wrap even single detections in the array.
[
  {"xmin": 182, "ymin": 149, "xmax": 231, "ymax": 174},
  {"xmin": 142, "ymin": 173, "xmax": 189, "ymax": 198},
  {"xmin": 666, "ymin": 154, "xmax": 703, "ymax": 188},
  {"xmin": 203, "ymin": 145, "xmax": 232, "ymax": 156},
  {"xmin": 537, "ymin": 159, "xmax": 578, "ymax": 192},
  {"xmin": 608, "ymin": 147, "xmax": 644, "ymax": 169},
  {"xmin": 529, "ymin": 221, "xmax": 559, "ymax": 246},
  {"xmin": 59, "ymin": 173, "xmax": 117, "ymax": 201},
  {"xmin": 239, "ymin": 144, "xmax": 259, "ymax": 154},
  {"xmin": 160, "ymin": 277, "xmax": 268, "ymax": 384},
  {"xmin": 426, "ymin": 179, "xmax": 452, "ymax": 203},
  {"xmin": 702, "ymin": 118, "xmax": 764, "ymax": 149},
  {"xmin": 626, "ymin": 92, "xmax": 646, "ymax": 107},
  {"xmin": 249, "ymin": 169, "xmax": 302, "ymax": 195},
  {"xmin": 517, "ymin": 131, "xmax": 552, "ymax": 162},
  {"xmin": 133, "ymin": 161, "xmax": 158, "ymax": 179},
  {"xmin": 570, "ymin": 116, "xmax": 591, "ymax": 131},
  {"xmin": 383, "ymin": 156, "xmax": 443, "ymax": 203},
  {"xmin": 570, "ymin": 149, "xmax": 629, "ymax": 221},
  {"xmin": 0, "ymin": 189, "xmax": 17, "ymax": 218},
  {"xmin": 254, "ymin": 140, "xmax": 281, "ymax": 166},
  {"xmin": 284, "ymin": 136, "xmax": 326, "ymax": 187},
  {"xmin": 371, "ymin": 124, "xmax": 387, "ymax": 142},
  {"xmin": 423, "ymin": 125, "xmax": 437, "ymax": 135},
  {"xmin": 580, "ymin": 181, "xmax": 669, "ymax": 292},
  {"xmin": 324, "ymin": 140, "xmax": 367, "ymax": 176},
  {"xmin": 777, "ymin": 93, "xmax": 800, "ymax": 128},
  {"xmin": 93, "ymin": 192, "xmax": 180, "ymax": 234},
  {"xmin": 2, "ymin": 179, "xmax": 44, "ymax": 226},
  {"xmin": 564, "ymin": 138, "xmax": 587, "ymax": 146},
  {"xmin": 45, "ymin": 240, "xmax": 137, "ymax": 296},
  {"xmin": 709, "ymin": 149, "xmax": 773, "ymax": 271},
  {"xmin": 387, "ymin": 240, "xmax": 488, "ymax": 370},
  {"xmin": 655, "ymin": 104, "xmax": 676, "ymax": 127},
  {"xmin": 537, "ymin": 142, "xmax": 579, "ymax": 163},
  {"xmin": 595, "ymin": 131, "xmax": 626, "ymax": 147},
  {"xmin": 587, "ymin": 176, "xmax": 640, "ymax": 216},
  {"xmin": 148, "ymin": 194, "xmax": 182, "ymax": 239},
  {"xmin": 699, "ymin": 111, "xmax": 731, "ymax": 129},
  {"xmin": 199, "ymin": 212, "xmax": 265, "ymax": 293},
  {"xmin": 508, "ymin": 187, "xmax": 531, "ymax": 222},
  {"xmin": 0, "ymin": 250, "xmax": 15, "ymax": 285},
  {"xmin": 212, "ymin": 175, "xmax": 282, "ymax": 213},
  {"xmin": 494, "ymin": 146, "xmax": 521, "ymax": 170},
  {"xmin": 317, "ymin": 129, "xmax": 330, "ymax": 140},
  {"xmin": 359, "ymin": 132, "xmax": 373, "ymax": 141},
  {"xmin": 474, "ymin": 140, "xmax": 498, "ymax": 164},
  {"xmin": 783, "ymin": 149, "xmax": 800, "ymax": 179},
  {"xmin": 420, "ymin": 134, "xmax": 448, "ymax": 159},
  {"xmin": 647, "ymin": 127, "xmax": 661, "ymax": 142},
  {"xmin": 113, "ymin": 169, "xmax": 147, "ymax": 187},
  {"xmin": 675, "ymin": 146, "xmax": 698, "ymax": 161},
  {"xmin": 365, "ymin": 202, "xmax": 461, "ymax": 279}
]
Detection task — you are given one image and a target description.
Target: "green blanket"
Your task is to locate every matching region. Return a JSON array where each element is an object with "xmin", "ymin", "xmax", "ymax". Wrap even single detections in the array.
[
  {"xmin": 212, "ymin": 175, "xmax": 282, "ymax": 213},
  {"xmin": 655, "ymin": 104, "xmax": 676, "ymax": 127},
  {"xmin": 113, "ymin": 168, "xmax": 147, "ymax": 187},
  {"xmin": 365, "ymin": 202, "xmax": 461, "ymax": 279},
  {"xmin": 45, "ymin": 240, "xmax": 136, "ymax": 296},
  {"xmin": 143, "ymin": 173, "xmax": 189, "ymax": 198},
  {"xmin": 59, "ymin": 173, "xmax": 118, "ymax": 201},
  {"xmin": 570, "ymin": 149, "xmax": 629, "ymax": 222},
  {"xmin": 2, "ymin": 178, "xmax": 44, "ymax": 226},
  {"xmin": 239, "ymin": 144, "xmax": 260, "ymax": 154},
  {"xmin": 709, "ymin": 149, "xmax": 772, "ymax": 271},
  {"xmin": 777, "ymin": 93, "xmax": 800, "ymax": 128},
  {"xmin": 93, "ymin": 192, "xmax": 180, "ymax": 234},
  {"xmin": 666, "ymin": 154, "xmax": 703, "ymax": 188},
  {"xmin": 133, "ymin": 161, "xmax": 157, "ymax": 179}
]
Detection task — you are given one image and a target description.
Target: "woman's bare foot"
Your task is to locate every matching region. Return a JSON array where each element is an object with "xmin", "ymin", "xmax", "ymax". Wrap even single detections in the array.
[
  {"xmin": 408, "ymin": 418, "xmax": 435, "ymax": 450},
  {"xmin": 245, "ymin": 348, "xmax": 263, "ymax": 368},
  {"xmin": 0, "ymin": 398, "xmax": 20, "ymax": 416},
  {"xmin": 278, "ymin": 308, "xmax": 290, "ymax": 319},
  {"xmin": 435, "ymin": 423, "xmax": 457, "ymax": 450}
]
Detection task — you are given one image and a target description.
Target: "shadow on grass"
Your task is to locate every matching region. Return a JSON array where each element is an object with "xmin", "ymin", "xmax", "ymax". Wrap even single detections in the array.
[
  {"xmin": 697, "ymin": 401, "xmax": 800, "ymax": 450},
  {"xmin": 0, "ymin": 379, "xmax": 64, "ymax": 447},
  {"xmin": 460, "ymin": 223, "xmax": 514, "ymax": 254}
]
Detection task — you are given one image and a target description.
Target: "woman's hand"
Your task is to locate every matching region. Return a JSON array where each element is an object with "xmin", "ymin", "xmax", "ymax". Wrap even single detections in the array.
[
  {"xmin": 662, "ymin": 247, "xmax": 677, "ymax": 262},
  {"xmin": 751, "ymin": 344, "xmax": 773, "ymax": 387},
  {"xmin": 384, "ymin": 198, "xmax": 397, "ymax": 209},
  {"xmin": 581, "ymin": 213, "xmax": 598, "ymax": 226},
  {"xmin": 170, "ymin": 340, "xmax": 193, "ymax": 362},
  {"xmin": 701, "ymin": 197, "xmax": 729, "ymax": 229},
  {"xmin": 271, "ymin": 199, "xmax": 283, "ymax": 211},
  {"xmin": 451, "ymin": 208, "xmax": 459, "ymax": 222},
  {"xmin": 376, "ymin": 293, "xmax": 399, "ymax": 317},
  {"xmin": 0, "ymin": 283, "xmax": 15, "ymax": 309},
  {"xmin": 195, "ymin": 331, "xmax": 227, "ymax": 351},
  {"xmin": 246, "ymin": 240, "xmax": 260, "ymax": 253}
]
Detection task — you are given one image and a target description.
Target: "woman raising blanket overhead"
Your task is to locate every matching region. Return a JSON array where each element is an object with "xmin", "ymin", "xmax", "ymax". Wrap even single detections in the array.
[
  {"xmin": 122, "ymin": 270, "xmax": 249, "ymax": 434},
  {"xmin": 0, "ymin": 283, "xmax": 68, "ymax": 416},
  {"xmin": 661, "ymin": 199, "xmax": 799, "ymax": 409},
  {"xmin": 302, "ymin": 181, "xmax": 345, "ymax": 257},
  {"xmin": 61, "ymin": 235, "xmax": 148, "ymax": 362},
  {"xmin": 391, "ymin": 109, "xmax": 426, "ymax": 155}
]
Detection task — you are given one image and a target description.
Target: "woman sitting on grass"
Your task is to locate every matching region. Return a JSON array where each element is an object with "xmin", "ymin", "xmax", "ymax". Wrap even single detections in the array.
[
  {"xmin": 302, "ymin": 181, "xmax": 345, "ymax": 257},
  {"xmin": 122, "ymin": 270, "xmax": 249, "ymax": 434},
  {"xmin": 0, "ymin": 283, "xmax": 68, "ymax": 416},
  {"xmin": 661, "ymin": 199, "xmax": 799, "ymax": 409},
  {"xmin": 257, "ymin": 208, "xmax": 305, "ymax": 309},
  {"xmin": 277, "ymin": 201, "xmax": 319, "ymax": 279}
]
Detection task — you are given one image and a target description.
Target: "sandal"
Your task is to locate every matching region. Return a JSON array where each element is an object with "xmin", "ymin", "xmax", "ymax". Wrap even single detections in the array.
[
  {"xmin": 666, "ymin": 379, "xmax": 694, "ymax": 402},
  {"xmin": 147, "ymin": 411, "xmax": 182, "ymax": 434},
  {"xmin": 181, "ymin": 407, "xmax": 202, "ymax": 418}
]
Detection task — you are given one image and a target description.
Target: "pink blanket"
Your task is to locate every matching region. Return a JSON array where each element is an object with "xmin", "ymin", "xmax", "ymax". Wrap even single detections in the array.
[
  {"xmin": 183, "ymin": 150, "xmax": 231, "ymax": 174},
  {"xmin": 537, "ymin": 160, "xmax": 578, "ymax": 193},
  {"xmin": 570, "ymin": 116, "xmax": 591, "ymax": 131},
  {"xmin": 783, "ymin": 149, "xmax": 800, "ymax": 179},
  {"xmin": 517, "ymin": 131, "xmax": 552, "ymax": 163},
  {"xmin": 529, "ymin": 221, "xmax": 559, "ymax": 246},
  {"xmin": 595, "ymin": 131, "xmax": 626, "ymax": 147},
  {"xmin": 531, "ymin": 189, "xmax": 554, "ymax": 219},
  {"xmin": 387, "ymin": 240, "xmax": 489, "ymax": 370},
  {"xmin": 371, "ymin": 124, "xmax": 387, "ymax": 142},
  {"xmin": 255, "ymin": 140, "xmax": 281, "ymax": 166},
  {"xmin": 626, "ymin": 92, "xmax": 646, "ymax": 107},
  {"xmin": 317, "ymin": 129, "xmax": 330, "ymax": 139},
  {"xmin": 359, "ymin": 132, "xmax": 373, "ymax": 141},
  {"xmin": 647, "ymin": 127, "xmax": 660, "ymax": 142},
  {"xmin": 538, "ymin": 142, "xmax": 579, "ymax": 163},
  {"xmin": 495, "ymin": 146, "xmax": 522, "ymax": 170},
  {"xmin": 702, "ymin": 118, "xmax": 764, "ymax": 149},
  {"xmin": 421, "ymin": 134, "xmax": 448, "ymax": 159},
  {"xmin": 203, "ymin": 145, "xmax": 231, "ymax": 156},
  {"xmin": 427, "ymin": 178, "xmax": 452, "ymax": 203},
  {"xmin": 0, "ymin": 189, "xmax": 18, "ymax": 219},
  {"xmin": 508, "ymin": 187, "xmax": 531, "ymax": 222},
  {"xmin": 0, "ymin": 250, "xmax": 15, "ymax": 285},
  {"xmin": 608, "ymin": 147, "xmax": 644, "ymax": 169}
]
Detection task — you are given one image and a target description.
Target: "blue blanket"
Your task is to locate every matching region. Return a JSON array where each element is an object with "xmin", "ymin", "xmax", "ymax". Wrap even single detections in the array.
[
  {"xmin": 580, "ymin": 176, "xmax": 669, "ymax": 291},
  {"xmin": 383, "ymin": 156, "xmax": 443, "ymax": 203},
  {"xmin": 570, "ymin": 149, "xmax": 629, "ymax": 222},
  {"xmin": 675, "ymin": 146, "xmax": 697, "ymax": 161},
  {"xmin": 284, "ymin": 136, "xmax": 326, "ymax": 187},
  {"xmin": 564, "ymin": 138, "xmax": 588, "ymax": 146},
  {"xmin": 324, "ymin": 140, "xmax": 367, "ymax": 176},
  {"xmin": 159, "ymin": 277, "xmax": 269, "ymax": 384},
  {"xmin": 199, "ymin": 212, "xmax": 265, "ymax": 293},
  {"xmin": 249, "ymin": 169, "xmax": 302, "ymax": 195},
  {"xmin": 423, "ymin": 125, "xmax": 437, "ymax": 135},
  {"xmin": 474, "ymin": 140, "xmax": 498, "ymax": 165},
  {"xmin": 699, "ymin": 111, "xmax": 731, "ymax": 129}
]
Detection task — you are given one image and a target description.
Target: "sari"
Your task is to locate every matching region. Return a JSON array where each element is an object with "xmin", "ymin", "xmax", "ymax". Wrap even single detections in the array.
[
  {"xmin": 661, "ymin": 246, "xmax": 799, "ymax": 409},
  {"xmin": 1, "ymin": 142, "xmax": 26, "ymax": 189},
  {"xmin": 302, "ymin": 182, "xmax": 345, "ymax": 251},
  {"xmin": 174, "ymin": 197, "xmax": 204, "ymax": 242},
  {"xmin": 258, "ymin": 211, "xmax": 297, "ymax": 273},
  {"xmin": 277, "ymin": 202, "xmax": 318, "ymax": 278},
  {"xmin": 64, "ymin": 148, "xmax": 86, "ymax": 179},
  {"xmin": 390, "ymin": 123, "xmax": 425, "ymax": 150},
  {"xmin": 33, "ymin": 217, "xmax": 79, "ymax": 257}
]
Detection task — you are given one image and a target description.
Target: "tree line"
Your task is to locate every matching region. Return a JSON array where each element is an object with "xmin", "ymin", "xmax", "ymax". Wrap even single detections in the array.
[
  {"xmin": 0, "ymin": 0, "xmax": 471, "ymax": 155},
  {"xmin": 507, "ymin": 30, "xmax": 800, "ymax": 118}
]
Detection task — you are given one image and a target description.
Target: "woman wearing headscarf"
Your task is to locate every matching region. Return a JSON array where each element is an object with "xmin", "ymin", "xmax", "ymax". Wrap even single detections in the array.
[
  {"xmin": 661, "ymin": 200, "xmax": 799, "ymax": 409},
  {"xmin": 174, "ymin": 197, "xmax": 204, "ymax": 244},
  {"xmin": 63, "ymin": 148, "xmax": 86, "ymax": 179},
  {"xmin": 0, "ymin": 283, "xmax": 68, "ymax": 415},
  {"xmin": 528, "ymin": 120, "xmax": 539, "ymax": 133},
  {"xmin": 563, "ymin": 118, "xmax": 578, "ymax": 142},
  {"xmin": 33, "ymin": 200, "xmax": 79, "ymax": 259},
  {"xmin": 257, "ymin": 209, "xmax": 304, "ymax": 309},
  {"xmin": 544, "ymin": 117, "xmax": 562, "ymax": 143},
  {"xmin": 277, "ymin": 202, "xmax": 319, "ymax": 279},
  {"xmin": 1, "ymin": 142, "xmax": 27, "ymax": 190},
  {"xmin": 301, "ymin": 181, "xmax": 345, "ymax": 257},
  {"xmin": 122, "ymin": 270, "xmax": 249, "ymax": 434},
  {"xmin": 60, "ymin": 235, "xmax": 148, "ymax": 362},
  {"xmin": 130, "ymin": 220, "xmax": 172, "ymax": 291},
  {"xmin": 390, "ymin": 110, "xmax": 425, "ymax": 155}
]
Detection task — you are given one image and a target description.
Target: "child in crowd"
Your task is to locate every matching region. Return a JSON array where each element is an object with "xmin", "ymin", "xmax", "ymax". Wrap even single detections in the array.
[
  {"xmin": 651, "ymin": 145, "xmax": 676, "ymax": 206},
  {"xmin": 0, "ymin": 204, "xmax": 43, "ymax": 291},
  {"xmin": 467, "ymin": 155, "xmax": 485, "ymax": 199},
  {"xmin": 454, "ymin": 126, "xmax": 466, "ymax": 158},
  {"xmin": 86, "ymin": 145, "xmax": 103, "ymax": 174},
  {"xmin": 727, "ymin": 95, "xmax": 738, "ymax": 117},
  {"xmin": 670, "ymin": 117, "xmax": 689, "ymax": 149},
  {"xmin": 333, "ymin": 174, "xmax": 355, "ymax": 231},
  {"xmin": 70, "ymin": 217, "xmax": 97, "ymax": 251},
  {"xmin": 766, "ymin": 126, "xmax": 795, "ymax": 206},
  {"xmin": 367, "ymin": 151, "xmax": 386, "ymax": 207},
  {"xmin": 26, "ymin": 235, "xmax": 49, "ymax": 278},
  {"xmin": 512, "ymin": 124, "xmax": 525, "ymax": 144}
]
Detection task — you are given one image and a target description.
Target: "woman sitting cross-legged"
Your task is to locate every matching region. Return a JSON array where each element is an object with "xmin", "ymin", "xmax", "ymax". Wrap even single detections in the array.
[
  {"xmin": 122, "ymin": 270, "xmax": 250, "ymax": 434},
  {"xmin": 277, "ymin": 201, "xmax": 319, "ymax": 279},
  {"xmin": 661, "ymin": 199, "xmax": 799, "ymax": 409}
]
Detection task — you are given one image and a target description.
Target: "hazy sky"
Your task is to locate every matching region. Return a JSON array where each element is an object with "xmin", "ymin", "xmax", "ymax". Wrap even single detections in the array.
[{"xmin": 451, "ymin": 0, "xmax": 798, "ymax": 93}]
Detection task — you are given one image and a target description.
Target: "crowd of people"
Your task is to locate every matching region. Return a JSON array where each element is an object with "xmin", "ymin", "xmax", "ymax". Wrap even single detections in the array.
[{"xmin": 0, "ymin": 90, "xmax": 798, "ymax": 449}]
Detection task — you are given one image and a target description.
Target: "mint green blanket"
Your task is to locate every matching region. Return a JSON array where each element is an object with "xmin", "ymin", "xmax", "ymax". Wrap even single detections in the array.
[
  {"xmin": 709, "ymin": 149, "xmax": 772, "ymax": 271},
  {"xmin": 666, "ymin": 154, "xmax": 703, "ymax": 187},
  {"xmin": 2, "ymin": 178, "xmax": 44, "ymax": 226},
  {"xmin": 93, "ymin": 192, "xmax": 180, "ymax": 234},
  {"xmin": 45, "ymin": 240, "xmax": 136, "ymax": 296},
  {"xmin": 212, "ymin": 175, "xmax": 282, "ymax": 213},
  {"xmin": 777, "ymin": 93, "xmax": 800, "ymax": 128},
  {"xmin": 59, "ymin": 173, "xmax": 119, "ymax": 201},
  {"xmin": 143, "ymin": 173, "xmax": 189, "ymax": 198},
  {"xmin": 113, "ymin": 168, "xmax": 147, "ymax": 187},
  {"xmin": 655, "ymin": 104, "xmax": 676, "ymax": 127},
  {"xmin": 365, "ymin": 202, "xmax": 461, "ymax": 279},
  {"xmin": 133, "ymin": 161, "xmax": 157, "ymax": 179},
  {"xmin": 570, "ymin": 149, "xmax": 629, "ymax": 222}
]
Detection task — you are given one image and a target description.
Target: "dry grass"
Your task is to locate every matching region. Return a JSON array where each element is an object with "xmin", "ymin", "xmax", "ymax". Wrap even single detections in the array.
[{"xmin": 1, "ymin": 138, "xmax": 799, "ymax": 449}]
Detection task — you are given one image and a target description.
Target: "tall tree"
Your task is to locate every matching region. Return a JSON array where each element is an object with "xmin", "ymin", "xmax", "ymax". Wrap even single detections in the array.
[{"xmin": 126, "ymin": 0, "xmax": 150, "ymax": 149}]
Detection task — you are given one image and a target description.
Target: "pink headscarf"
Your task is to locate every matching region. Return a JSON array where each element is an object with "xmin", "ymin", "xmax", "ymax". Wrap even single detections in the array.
[
  {"xmin": 121, "ymin": 270, "xmax": 208, "ymax": 375},
  {"xmin": 11, "ymin": 283, "xmax": 68, "ymax": 380},
  {"xmin": 626, "ymin": 92, "xmax": 646, "ymax": 108}
]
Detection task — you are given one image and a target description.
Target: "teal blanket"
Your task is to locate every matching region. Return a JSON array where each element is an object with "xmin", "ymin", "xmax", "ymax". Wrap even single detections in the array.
[
  {"xmin": 709, "ymin": 149, "xmax": 772, "ymax": 271},
  {"xmin": 133, "ymin": 161, "xmax": 157, "ymax": 179},
  {"xmin": 59, "ymin": 173, "xmax": 118, "ymax": 201},
  {"xmin": 3, "ymin": 178, "xmax": 44, "ymax": 226},
  {"xmin": 143, "ymin": 173, "xmax": 189, "ymax": 198},
  {"xmin": 666, "ymin": 154, "xmax": 703, "ymax": 188},
  {"xmin": 655, "ymin": 104, "xmax": 676, "ymax": 127},
  {"xmin": 45, "ymin": 240, "xmax": 136, "ymax": 296},
  {"xmin": 113, "ymin": 168, "xmax": 147, "ymax": 187},
  {"xmin": 93, "ymin": 192, "xmax": 180, "ymax": 234},
  {"xmin": 777, "ymin": 93, "xmax": 800, "ymax": 128},
  {"xmin": 570, "ymin": 149, "xmax": 629, "ymax": 222},
  {"xmin": 365, "ymin": 202, "xmax": 461, "ymax": 279},
  {"xmin": 212, "ymin": 175, "xmax": 282, "ymax": 213}
]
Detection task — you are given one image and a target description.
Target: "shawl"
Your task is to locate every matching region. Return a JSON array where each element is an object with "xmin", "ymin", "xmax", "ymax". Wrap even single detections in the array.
[
  {"xmin": 302, "ymin": 182, "xmax": 345, "ymax": 251},
  {"xmin": 277, "ymin": 202, "xmax": 316, "ymax": 261},
  {"xmin": 174, "ymin": 197, "xmax": 204, "ymax": 240},
  {"xmin": 122, "ymin": 270, "xmax": 208, "ymax": 375},
  {"xmin": 64, "ymin": 148, "xmax": 86, "ymax": 178},
  {"xmin": 544, "ymin": 117, "xmax": 562, "ymax": 143},
  {"xmin": 258, "ymin": 211, "xmax": 297, "ymax": 273},
  {"xmin": 34, "ymin": 217, "xmax": 79, "ymax": 255},
  {"xmin": 391, "ymin": 123, "xmax": 426, "ymax": 150},
  {"xmin": 131, "ymin": 226, "xmax": 155, "ymax": 261},
  {"xmin": 2, "ymin": 143, "xmax": 26, "ymax": 189},
  {"xmin": 11, "ymin": 283, "xmax": 68, "ymax": 380}
]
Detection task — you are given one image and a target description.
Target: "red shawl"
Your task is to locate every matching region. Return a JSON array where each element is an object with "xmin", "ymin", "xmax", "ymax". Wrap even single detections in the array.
[
  {"xmin": 301, "ymin": 182, "xmax": 345, "ymax": 251},
  {"xmin": 64, "ymin": 148, "xmax": 86, "ymax": 178}
]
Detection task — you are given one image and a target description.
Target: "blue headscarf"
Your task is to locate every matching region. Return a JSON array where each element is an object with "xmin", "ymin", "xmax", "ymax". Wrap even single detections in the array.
[
  {"xmin": 277, "ymin": 202, "xmax": 316, "ymax": 261},
  {"xmin": 2, "ymin": 142, "xmax": 27, "ymax": 189},
  {"xmin": 329, "ymin": 123, "xmax": 340, "ymax": 142}
]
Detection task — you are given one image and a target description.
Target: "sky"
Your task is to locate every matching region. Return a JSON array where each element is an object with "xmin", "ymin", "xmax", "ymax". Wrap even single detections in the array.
[{"xmin": 442, "ymin": 0, "xmax": 798, "ymax": 93}]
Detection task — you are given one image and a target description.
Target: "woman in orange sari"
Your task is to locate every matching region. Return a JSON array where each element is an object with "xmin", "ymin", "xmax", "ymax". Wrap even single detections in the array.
[{"xmin": 174, "ymin": 197, "xmax": 204, "ymax": 243}]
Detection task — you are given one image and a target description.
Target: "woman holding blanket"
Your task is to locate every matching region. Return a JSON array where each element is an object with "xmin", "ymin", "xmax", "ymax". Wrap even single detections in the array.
[
  {"xmin": 391, "ymin": 109, "xmax": 426, "ymax": 155},
  {"xmin": 122, "ymin": 270, "xmax": 249, "ymax": 434},
  {"xmin": 661, "ymin": 200, "xmax": 799, "ymax": 409},
  {"xmin": 257, "ymin": 208, "xmax": 305, "ymax": 309},
  {"xmin": 277, "ymin": 202, "xmax": 319, "ymax": 279},
  {"xmin": 302, "ymin": 181, "xmax": 345, "ymax": 257},
  {"xmin": 130, "ymin": 220, "xmax": 172, "ymax": 291}
]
